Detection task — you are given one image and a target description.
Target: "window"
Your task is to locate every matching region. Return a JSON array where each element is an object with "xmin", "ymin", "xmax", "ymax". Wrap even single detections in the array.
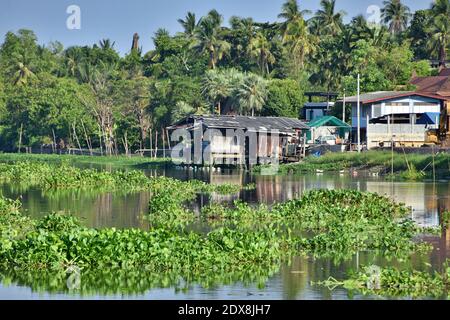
[
  {"xmin": 385, "ymin": 102, "xmax": 410, "ymax": 107},
  {"xmin": 413, "ymin": 102, "xmax": 438, "ymax": 107}
]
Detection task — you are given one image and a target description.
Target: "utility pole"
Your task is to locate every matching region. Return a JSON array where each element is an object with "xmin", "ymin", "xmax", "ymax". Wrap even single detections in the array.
[
  {"xmin": 357, "ymin": 74, "xmax": 361, "ymax": 153},
  {"xmin": 342, "ymin": 89, "xmax": 346, "ymax": 123}
]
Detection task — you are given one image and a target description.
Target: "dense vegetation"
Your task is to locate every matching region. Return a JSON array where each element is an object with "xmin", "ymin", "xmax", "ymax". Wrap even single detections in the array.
[
  {"xmin": 1, "ymin": 0, "xmax": 449, "ymax": 154},
  {"xmin": 318, "ymin": 263, "xmax": 450, "ymax": 298},
  {"xmin": 0, "ymin": 180, "xmax": 439, "ymax": 296},
  {"xmin": 0, "ymin": 160, "xmax": 246, "ymax": 194}
]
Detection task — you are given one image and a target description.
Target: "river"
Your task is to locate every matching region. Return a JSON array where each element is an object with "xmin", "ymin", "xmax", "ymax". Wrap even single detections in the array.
[{"xmin": 1, "ymin": 165, "xmax": 449, "ymax": 299}]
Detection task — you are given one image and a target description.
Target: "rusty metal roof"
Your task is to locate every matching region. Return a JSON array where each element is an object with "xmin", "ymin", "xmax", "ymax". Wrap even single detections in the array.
[{"xmin": 168, "ymin": 115, "xmax": 309, "ymax": 133}]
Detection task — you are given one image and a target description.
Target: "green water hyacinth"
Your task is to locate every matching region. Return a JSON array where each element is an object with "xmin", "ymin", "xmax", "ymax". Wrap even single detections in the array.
[
  {"xmin": 0, "ymin": 187, "xmax": 438, "ymax": 297},
  {"xmin": 317, "ymin": 262, "xmax": 450, "ymax": 299}
]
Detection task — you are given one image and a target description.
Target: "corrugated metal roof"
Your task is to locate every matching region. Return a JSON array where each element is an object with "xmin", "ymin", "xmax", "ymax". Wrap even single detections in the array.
[
  {"xmin": 339, "ymin": 91, "xmax": 446, "ymax": 104},
  {"xmin": 412, "ymin": 76, "xmax": 450, "ymax": 97},
  {"xmin": 170, "ymin": 115, "xmax": 309, "ymax": 133},
  {"xmin": 342, "ymin": 91, "xmax": 411, "ymax": 103},
  {"xmin": 308, "ymin": 116, "xmax": 351, "ymax": 128},
  {"xmin": 439, "ymin": 68, "xmax": 450, "ymax": 77}
]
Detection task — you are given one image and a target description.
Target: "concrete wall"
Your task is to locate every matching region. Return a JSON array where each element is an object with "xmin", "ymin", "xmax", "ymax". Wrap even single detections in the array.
[{"xmin": 367, "ymin": 124, "xmax": 427, "ymax": 149}]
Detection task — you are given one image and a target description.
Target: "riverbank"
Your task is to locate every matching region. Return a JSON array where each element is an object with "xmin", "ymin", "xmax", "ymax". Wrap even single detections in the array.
[
  {"xmin": 0, "ymin": 153, "xmax": 172, "ymax": 168},
  {"xmin": 254, "ymin": 151, "xmax": 450, "ymax": 180}
]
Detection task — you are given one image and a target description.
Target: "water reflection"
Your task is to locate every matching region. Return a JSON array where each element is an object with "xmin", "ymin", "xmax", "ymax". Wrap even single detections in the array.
[{"xmin": 1, "ymin": 166, "xmax": 450, "ymax": 299}]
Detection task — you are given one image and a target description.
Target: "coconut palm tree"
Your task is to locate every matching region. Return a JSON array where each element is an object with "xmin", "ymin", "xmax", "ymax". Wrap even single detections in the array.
[
  {"xmin": 248, "ymin": 32, "xmax": 275, "ymax": 76},
  {"xmin": 283, "ymin": 18, "xmax": 316, "ymax": 72},
  {"xmin": 98, "ymin": 39, "xmax": 115, "ymax": 50},
  {"xmin": 237, "ymin": 73, "xmax": 268, "ymax": 116},
  {"xmin": 192, "ymin": 10, "xmax": 230, "ymax": 69},
  {"xmin": 381, "ymin": 0, "xmax": 411, "ymax": 35},
  {"xmin": 278, "ymin": 0, "xmax": 311, "ymax": 40},
  {"xmin": 178, "ymin": 12, "xmax": 198, "ymax": 38},
  {"xmin": 312, "ymin": 0, "xmax": 346, "ymax": 36},
  {"xmin": 13, "ymin": 62, "xmax": 35, "ymax": 86},
  {"xmin": 431, "ymin": 0, "xmax": 450, "ymax": 18},
  {"xmin": 427, "ymin": 14, "xmax": 450, "ymax": 67}
]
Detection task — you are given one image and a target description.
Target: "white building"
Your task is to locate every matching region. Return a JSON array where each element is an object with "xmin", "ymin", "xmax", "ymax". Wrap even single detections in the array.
[{"xmin": 339, "ymin": 91, "xmax": 446, "ymax": 149}]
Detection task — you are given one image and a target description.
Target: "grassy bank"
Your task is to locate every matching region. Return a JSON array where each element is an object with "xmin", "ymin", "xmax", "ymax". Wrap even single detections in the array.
[
  {"xmin": 0, "ymin": 160, "xmax": 246, "ymax": 193},
  {"xmin": 0, "ymin": 152, "xmax": 172, "ymax": 168},
  {"xmin": 254, "ymin": 151, "xmax": 450, "ymax": 180}
]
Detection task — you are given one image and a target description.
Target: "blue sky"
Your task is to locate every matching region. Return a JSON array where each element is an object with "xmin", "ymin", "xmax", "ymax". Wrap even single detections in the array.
[{"xmin": 0, "ymin": 0, "xmax": 433, "ymax": 55}]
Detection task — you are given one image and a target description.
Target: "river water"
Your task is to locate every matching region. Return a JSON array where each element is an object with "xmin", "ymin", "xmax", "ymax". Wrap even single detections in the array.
[{"xmin": 0, "ymin": 165, "xmax": 449, "ymax": 300}]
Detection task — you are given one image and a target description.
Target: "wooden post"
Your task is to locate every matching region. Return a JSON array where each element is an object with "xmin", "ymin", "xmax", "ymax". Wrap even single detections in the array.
[
  {"xmin": 154, "ymin": 130, "xmax": 158, "ymax": 158},
  {"xmin": 81, "ymin": 120, "xmax": 93, "ymax": 156},
  {"xmin": 73, "ymin": 123, "xmax": 82, "ymax": 155},
  {"xmin": 52, "ymin": 129, "xmax": 57, "ymax": 154},
  {"xmin": 166, "ymin": 128, "xmax": 172, "ymax": 149},
  {"xmin": 162, "ymin": 127, "xmax": 166, "ymax": 158},
  {"xmin": 302, "ymin": 132, "xmax": 306, "ymax": 159},
  {"xmin": 98, "ymin": 124, "xmax": 103, "ymax": 156},
  {"xmin": 432, "ymin": 144, "xmax": 436, "ymax": 183},
  {"xmin": 18, "ymin": 123, "xmax": 23, "ymax": 154},
  {"xmin": 149, "ymin": 128, "xmax": 153, "ymax": 157}
]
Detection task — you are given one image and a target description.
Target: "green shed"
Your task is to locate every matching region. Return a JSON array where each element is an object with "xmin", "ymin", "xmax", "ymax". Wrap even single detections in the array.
[{"xmin": 306, "ymin": 116, "xmax": 351, "ymax": 142}]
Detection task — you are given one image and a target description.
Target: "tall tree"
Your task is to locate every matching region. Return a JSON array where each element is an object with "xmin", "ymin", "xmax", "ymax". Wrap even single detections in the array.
[
  {"xmin": 237, "ymin": 73, "xmax": 267, "ymax": 116},
  {"xmin": 202, "ymin": 69, "xmax": 231, "ymax": 114},
  {"xmin": 278, "ymin": 0, "xmax": 311, "ymax": 40},
  {"xmin": 381, "ymin": 0, "xmax": 411, "ymax": 35},
  {"xmin": 312, "ymin": 0, "xmax": 346, "ymax": 36},
  {"xmin": 283, "ymin": 18, "xmax": 316, "ymax": 73},
  {"xmin": 429, "ymin": 0, "xmax": 450, "ymax": 66},
  {"xmin": 427, "ymin": 15, "xmax": 450, "ymax": 67},
  {"xmin": 192, "ymin": 10, "xmax": 230, "ymax": 69},
  {"xmin": 178, "ymin": 12, "xmax": 198, "ymax": 39},
  {"xmin": 248, "ymin": 32, "xmax": 275, "ymax": 76}
]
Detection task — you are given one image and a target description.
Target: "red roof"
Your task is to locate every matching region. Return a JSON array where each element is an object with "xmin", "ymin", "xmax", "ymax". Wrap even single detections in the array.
[
  {"xmin": 439, "ymin": 68, "xmax": 450, "ymax": 77},
  {"xmin": 411, "ymin": 74, "xmax": 450, "ymax": 98}
]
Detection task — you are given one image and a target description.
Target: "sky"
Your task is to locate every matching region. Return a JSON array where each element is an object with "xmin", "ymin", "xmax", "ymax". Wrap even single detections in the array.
[{"xmin": 0, "ymin": 0, "xmax": 434, "ymax": 56}]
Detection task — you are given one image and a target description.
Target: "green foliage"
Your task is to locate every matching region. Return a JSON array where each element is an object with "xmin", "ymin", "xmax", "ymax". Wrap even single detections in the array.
[
  {"xmin": 0, "ymin": 183, "xmax": 437, "ymax": 297},
  {"xmin": 255, "ymin": 151, "xmax": 450, "ymax": 180},
  {"xmin": 262, "ymin": 79, "xmax": 305, "ymax": 117},
  {"xmin": 1, "ymin": 1, "xmax": 448, "ymax": 153},
  {"xmin": 318, "ymin": 262, "xmax": 450, "ymax": 299}
]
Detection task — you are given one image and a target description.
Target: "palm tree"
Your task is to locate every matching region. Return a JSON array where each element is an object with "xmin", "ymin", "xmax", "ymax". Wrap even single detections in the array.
[
  {"xmin": 237, "ymin": 73, "xmax": 268, "ymax": 116},
  {"xmin": 178, "ymin": 12, "xmax": 198, "ymax": 38},
  {"xmin": 350, "ymin": 15, "xmax": 370, "ymax": 40},
  {"xmin": 313, "ymin": 0, "xmax": 346, "ymax": 36},
  {"xmin": 381, "ymin": 0, "xmax": 411, "ymax": 35},
  {"xmin": 192, "ymin": 10, "xmax": 230, "ymax": 69},
  {"xmin": 248, "ymin": 32, "xmax": 275, "ymax": 76},
  {"xmin": 202, "ymin": 70, "xmax": 231, "ymax": 114},
  {"xmin": 13, "ymin": 62, "xmax": 35, "ymax": 86},
  {"xmin": 431, "ymin": 0, "xmax": 450, "ymax": 18},
  {"xmin": 98, "ymin": 39, "xmax": 115, "ymax": 50},
  {"xmin": 278, "ymin": 0, "xmax": 311, "ymax": 40},
  {"xmin": 283, "ymin": 18, "xmax": 316, "ymax": 72},
  {"xmin": 427, "ymin": 15, "xmax": 450, "ymax": 67}
]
